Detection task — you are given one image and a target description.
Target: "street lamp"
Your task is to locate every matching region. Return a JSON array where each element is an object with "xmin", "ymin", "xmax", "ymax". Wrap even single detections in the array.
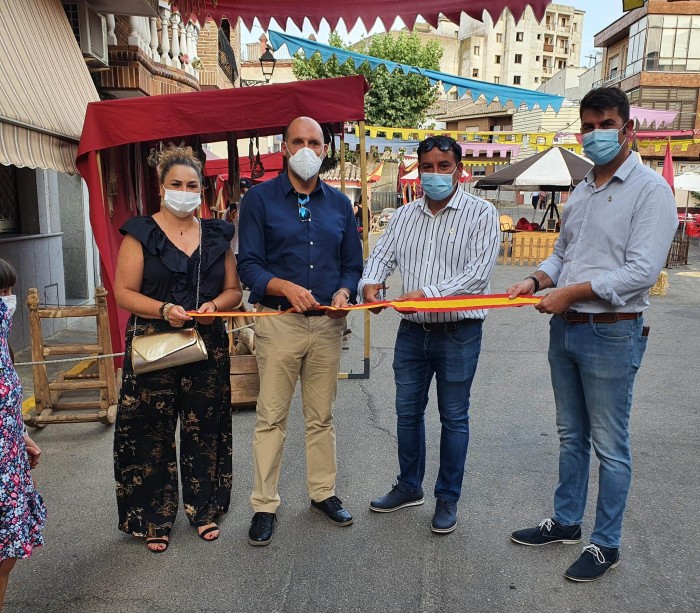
[
  {"xmin": 259, "ymin": 44, "xmax": 276, "ymax": 83},
  {"xmin": 241, "ymin": 44, "xmax": 277, "ymax": 87}
]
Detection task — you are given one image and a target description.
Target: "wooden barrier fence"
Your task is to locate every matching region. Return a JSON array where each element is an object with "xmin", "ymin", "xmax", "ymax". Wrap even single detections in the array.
[{"xmin": 502, "ymin": 231, "xmax": 559, "ymax": 266}]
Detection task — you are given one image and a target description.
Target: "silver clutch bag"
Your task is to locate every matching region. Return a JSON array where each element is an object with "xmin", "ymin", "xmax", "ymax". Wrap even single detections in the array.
[{"xmin": 131, "ymin": 327, "xmax": 208, "ymax": 375}]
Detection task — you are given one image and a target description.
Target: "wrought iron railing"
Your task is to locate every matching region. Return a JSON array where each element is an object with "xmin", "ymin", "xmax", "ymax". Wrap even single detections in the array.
[{"xmin": 218, "ymin": 27, "xmax": 238, "ymax": 86}]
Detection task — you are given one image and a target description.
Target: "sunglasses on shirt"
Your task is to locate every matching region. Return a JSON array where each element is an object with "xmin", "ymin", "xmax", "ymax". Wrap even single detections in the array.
[{"xmin": 297, "ymin": 193, "xmax": 311, "ymax": 222}]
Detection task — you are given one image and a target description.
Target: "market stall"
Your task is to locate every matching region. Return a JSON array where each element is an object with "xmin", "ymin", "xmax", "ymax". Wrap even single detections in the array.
[{"xmin": 76, "ymin": 76, "xmax": 373, "ymax": 379}]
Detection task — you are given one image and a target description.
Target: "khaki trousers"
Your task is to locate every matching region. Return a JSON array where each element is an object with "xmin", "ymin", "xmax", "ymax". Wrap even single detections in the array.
[{"xmin": 251, "ymin": 309, "xmax": 345, "ymax": 513}]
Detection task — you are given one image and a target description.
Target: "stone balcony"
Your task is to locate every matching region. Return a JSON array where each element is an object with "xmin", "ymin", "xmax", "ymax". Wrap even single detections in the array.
[{"xmin": 99, "ymin": 8, "xmax": 203, "ymax": 97}]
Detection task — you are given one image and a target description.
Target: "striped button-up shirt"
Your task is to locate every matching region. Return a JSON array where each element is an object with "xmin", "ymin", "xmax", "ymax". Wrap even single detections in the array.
[
  {"xmin": 358, "ymin": 188, "xmax": 500, "ymax": 323},
  {"xmin": 538, "ymin": 153, "xmax": 678, "ymax": 313}
]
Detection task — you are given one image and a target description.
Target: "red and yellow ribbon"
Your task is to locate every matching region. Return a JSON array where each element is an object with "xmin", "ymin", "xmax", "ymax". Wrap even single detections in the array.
[{"xmin": 187, "ymin": 294, "xmax": 540, "ymax": 317}]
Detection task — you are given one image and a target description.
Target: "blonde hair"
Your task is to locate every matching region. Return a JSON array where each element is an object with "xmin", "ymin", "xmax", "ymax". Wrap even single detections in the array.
[{"xmin": 157, "ymin": 146, "xmax": 203, "ymax": 185}]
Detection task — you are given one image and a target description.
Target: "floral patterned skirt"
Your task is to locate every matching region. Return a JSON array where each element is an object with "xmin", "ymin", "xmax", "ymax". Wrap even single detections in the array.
[{"xmin": 0, "ymin": 375, "xmax": 47, "ymax": 561}]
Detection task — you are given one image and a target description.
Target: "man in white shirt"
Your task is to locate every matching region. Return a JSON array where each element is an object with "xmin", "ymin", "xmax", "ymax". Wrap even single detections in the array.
[
  {"xmin": 508, "ymin": 87, "xmax": 678, "ymax": 582},
  {"xmin": 359, "ymin": 136, "xmax": 499, "ymax": 534}
]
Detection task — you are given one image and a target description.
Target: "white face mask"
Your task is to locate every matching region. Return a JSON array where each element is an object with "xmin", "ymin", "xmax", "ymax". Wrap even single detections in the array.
[
  {"xmin": 286, "ymin": 146, "xmax": 324, "ymax": 181},
  {"xmin": 1, "ymin": 294, "xmax": 16, "ymax": 318},
  {"xmin": 163, "ymin": 189, "xmax": 201, "ymax": 218}
]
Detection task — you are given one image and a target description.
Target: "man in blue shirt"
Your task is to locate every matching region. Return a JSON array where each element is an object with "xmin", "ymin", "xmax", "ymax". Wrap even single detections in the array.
[
  {"xmin": 507, "ymin": 88, "xmax": 678, "ymax": 582},
  {"xmin": 238, "ymin": 116, "xmax": 363, "ymax": 547}
]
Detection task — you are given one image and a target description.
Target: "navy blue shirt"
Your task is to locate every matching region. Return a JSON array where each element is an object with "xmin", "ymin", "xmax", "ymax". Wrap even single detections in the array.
[{"xmin": 237, "ymin": 172, "xmax": 363, "ymax": 309}]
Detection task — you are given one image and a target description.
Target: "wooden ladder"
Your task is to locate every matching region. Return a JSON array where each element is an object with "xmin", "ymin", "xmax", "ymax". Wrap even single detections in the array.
[{"xmin": 24, "ymin": 287, "xmax": 121, "ymax": 427}]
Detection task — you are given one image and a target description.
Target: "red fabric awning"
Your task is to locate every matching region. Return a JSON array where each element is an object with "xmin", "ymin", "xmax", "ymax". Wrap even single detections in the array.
[
  {"xmin": 174, "ymin": 1, "xmax": 551, "ymax": 29},
  {"xmin": 76, "ymin": 76, "xmax": 368, "ymax": 357},
  {"xmin": 78, "ymin": 76, "xmax": 368, "ymax": 155}
]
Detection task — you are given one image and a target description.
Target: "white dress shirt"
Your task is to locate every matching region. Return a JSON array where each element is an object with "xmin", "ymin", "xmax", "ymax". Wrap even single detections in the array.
[{"xmin": 358, "ymin": 188, "xmax": 500, "ymax": 323}]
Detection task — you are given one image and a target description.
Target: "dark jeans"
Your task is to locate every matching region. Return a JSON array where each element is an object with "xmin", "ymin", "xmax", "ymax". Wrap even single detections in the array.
[{"xmin": 392, "ymin": 319, "xmax": 483, "ymax": 502}]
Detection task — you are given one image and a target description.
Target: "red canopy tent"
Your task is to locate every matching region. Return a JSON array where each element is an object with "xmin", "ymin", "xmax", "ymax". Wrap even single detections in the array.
[
  {"xmin": 76, "ymin": 76, "xmax": 369, "ymax": 359},
  {"xmin": 204, "ymin": 151, "xmax": 285, "ymax": 181}
]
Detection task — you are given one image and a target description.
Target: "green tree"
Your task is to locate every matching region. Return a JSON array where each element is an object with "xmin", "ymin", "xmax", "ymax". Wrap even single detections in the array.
[{"xmin": 292, "ymin": 31, "xmax": 443, "ymax": 128}]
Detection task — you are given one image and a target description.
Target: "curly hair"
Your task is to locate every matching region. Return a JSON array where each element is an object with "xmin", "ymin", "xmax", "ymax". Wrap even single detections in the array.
[
  {"xmin": 0, "ymin": 258, "xmax": 17, "ymax": 291},
  {"xmin": 157, "ymin": 146, "xmax": 203, "ymax": 185}
]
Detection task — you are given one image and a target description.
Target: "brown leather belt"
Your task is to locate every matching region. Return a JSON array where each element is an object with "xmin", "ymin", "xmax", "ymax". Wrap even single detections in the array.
[{"xmin": 562, "ymin": 311, "xmax": 642, "ymax": 324}]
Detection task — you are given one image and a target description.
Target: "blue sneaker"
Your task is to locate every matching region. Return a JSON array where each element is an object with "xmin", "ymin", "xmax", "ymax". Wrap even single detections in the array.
[
  {"xmin": 431, "ymin": 499, "xmax": 458, "ymax": 534},
  {"xmin": 369, "ymin": 483, "xmax": 424, "ymax": 513}
]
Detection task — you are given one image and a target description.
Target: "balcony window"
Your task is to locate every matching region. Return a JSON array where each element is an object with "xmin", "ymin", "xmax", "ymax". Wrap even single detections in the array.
[
  {"xmin": 643, "ymin": 15, "xmax": 700, "ymax": 73},
  {"xmin": 515, "ymin": 54, "xmax": 522, "ymax": 64},
  {"xmin": 513, "ymin": 75, "xmax": 521, "ymax": 85},
  {"xmin": 624, "ymin": 16, "xmax": 647, "ymax": 78}
]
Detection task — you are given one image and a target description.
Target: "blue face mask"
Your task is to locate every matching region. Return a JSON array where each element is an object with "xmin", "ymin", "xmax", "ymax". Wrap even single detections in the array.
[
  {"xmin": 582, "ymin": 125, "xmax": 627, "ymax": 165},
  {"xmin": 421, "ymin": 168, "xmax": 458, "ymax": 201}
]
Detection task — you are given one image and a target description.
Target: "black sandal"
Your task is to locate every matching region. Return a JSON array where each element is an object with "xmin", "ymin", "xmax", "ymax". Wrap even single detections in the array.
[
  {"xmin": 197, "ymin": 525, "xmax": 220, "ymax": 541},
  {"xmin": 146, "ymin": 537, "xmax": 169, "ymax": 553}
]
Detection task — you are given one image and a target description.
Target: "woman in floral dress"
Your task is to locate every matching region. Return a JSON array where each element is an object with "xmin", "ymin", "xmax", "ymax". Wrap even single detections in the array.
[{"xmin": 0, "ymin": 258, "xmax": 46, "ymax": 609}]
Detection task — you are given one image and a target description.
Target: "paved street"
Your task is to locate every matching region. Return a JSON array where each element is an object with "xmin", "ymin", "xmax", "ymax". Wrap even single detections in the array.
[{"xmin": 9, "ymin": 245, "xmax": 700, "ymax": 613}]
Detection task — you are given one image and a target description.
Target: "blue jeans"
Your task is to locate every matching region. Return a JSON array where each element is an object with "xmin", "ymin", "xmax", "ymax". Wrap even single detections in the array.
[
  {"xmin": 392, "ymin": 319, "xmax": 483, "ymax": 502},
  {"xmin": 549, "ymin": 314, "xmax": 647, "ymax": 548}
]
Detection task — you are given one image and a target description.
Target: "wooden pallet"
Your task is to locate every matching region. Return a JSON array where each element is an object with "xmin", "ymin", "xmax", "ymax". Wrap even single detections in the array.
[{"xmin": 23, "ymin": 287, "xmax": 121, "ymax": 427}]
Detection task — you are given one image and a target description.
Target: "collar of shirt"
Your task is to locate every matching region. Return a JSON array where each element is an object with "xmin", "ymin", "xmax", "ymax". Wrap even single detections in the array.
[
  {"xmin": 584, "ymin": 152, "xmax": 639, "ymax": 190},
  {"xmin": 418, "ymin": 188, "xmax": 465, "ymax": 215},
  {"xmin": 280, "ymin": 170, "xmax": 325, "ymax": 199}
]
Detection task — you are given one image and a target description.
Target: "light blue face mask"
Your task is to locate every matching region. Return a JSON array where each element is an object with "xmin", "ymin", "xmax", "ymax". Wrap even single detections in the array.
[
  {"xmin": 421, "ymin": 168, "xmax": 458, "ymax": 201},
  {"xmin": 582, "ymin": 125, "xmax": 627, "ymax": 165}
]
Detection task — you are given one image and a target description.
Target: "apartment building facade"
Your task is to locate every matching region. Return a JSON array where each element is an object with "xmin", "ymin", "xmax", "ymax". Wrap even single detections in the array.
[
  {"xmin": 595, "ymin": 0, "xmax": 700, "ymax": 132},
  {"xmin": 459, "ymin": 3, "xmax": 584, "ymax": 91}
]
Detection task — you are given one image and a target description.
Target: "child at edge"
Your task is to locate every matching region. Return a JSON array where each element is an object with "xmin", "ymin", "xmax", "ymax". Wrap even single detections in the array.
[{"xmin": 0, "ymin": 258, "xmax": 46, "ymax": 610}]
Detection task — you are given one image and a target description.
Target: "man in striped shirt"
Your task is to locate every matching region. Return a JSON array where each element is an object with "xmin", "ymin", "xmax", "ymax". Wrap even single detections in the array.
[{"xmin": 359, "ymin": 136, "xmax": 499, "ymax": 534}]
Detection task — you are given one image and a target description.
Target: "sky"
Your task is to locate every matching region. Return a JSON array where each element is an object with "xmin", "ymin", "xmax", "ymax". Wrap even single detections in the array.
[{"xmin": 241, "ymin": 0, "xmax": 625, "ymax": 66}]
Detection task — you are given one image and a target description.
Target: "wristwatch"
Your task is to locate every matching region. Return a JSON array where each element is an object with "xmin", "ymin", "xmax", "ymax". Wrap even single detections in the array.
[{"xmin": 525, "ymin": 275, "xmax": 540, "ymax": 293}]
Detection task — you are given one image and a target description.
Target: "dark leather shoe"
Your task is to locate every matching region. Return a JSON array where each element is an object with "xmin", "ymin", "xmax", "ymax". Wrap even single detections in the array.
[
  {"xmin": 564, "ymin": 544, "xmax": 621, "ymax": 582},
  {"xmin": 370, "ymin": 482, "xmax": 424, "ymax": 513},
  {"xmin": 310, "ymin": 496, "xmax": 353, "ymax": 526},
  {"xmin": 248, "ymin": 512, "xmax": 276, "ymax": 546},
  {"xmin": 431, "ymin": 499, "xmax": 458, "ymax": 534}
]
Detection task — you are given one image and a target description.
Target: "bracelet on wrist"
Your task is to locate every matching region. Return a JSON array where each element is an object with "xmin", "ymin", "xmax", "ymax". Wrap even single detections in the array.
[
  {"xmin": 159, "ymin": 301, "xmax": 168, "ymax": 320},
  {"xmin": 526, "ymin": 275, "xmax": 540, "ymax": 293},
  {"xmin": 162, "ymin": 302, "xmax": 174, "ymax": 321}
]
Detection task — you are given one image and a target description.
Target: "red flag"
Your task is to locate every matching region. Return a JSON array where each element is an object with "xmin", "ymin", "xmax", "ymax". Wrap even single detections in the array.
[{"xmin": 662, "ymin": 143, "xmax": 675, "ymax": 194}]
